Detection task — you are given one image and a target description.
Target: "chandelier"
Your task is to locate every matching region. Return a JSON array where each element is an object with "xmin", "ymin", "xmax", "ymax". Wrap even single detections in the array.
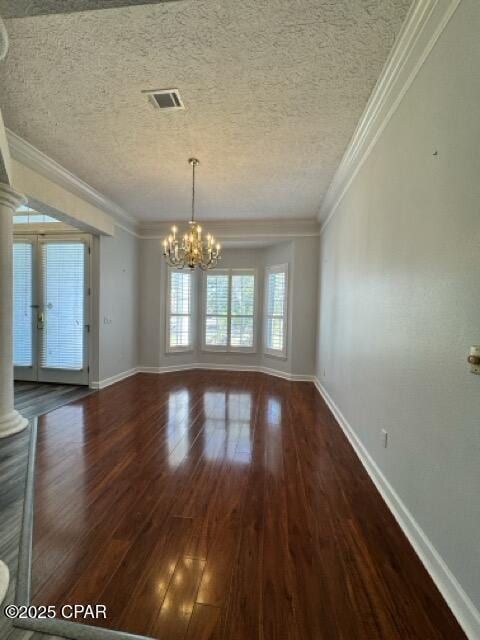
[{"xmin": 162, "ymin": 158, "xmax": 221, "ymax": 270}]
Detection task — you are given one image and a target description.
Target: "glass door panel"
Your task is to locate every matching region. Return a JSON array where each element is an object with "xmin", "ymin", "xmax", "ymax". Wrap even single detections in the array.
[
  {"xmin": 38, "ymin": 240, "xmax": 89, "ymax": 385},
  {"xmin": 13, "ymin": 240, "xmax": 37, "ymax": 381}
]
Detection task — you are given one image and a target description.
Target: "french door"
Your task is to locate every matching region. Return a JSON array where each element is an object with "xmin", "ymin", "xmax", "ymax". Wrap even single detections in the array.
[{"xmin": 13, "ymin": 235, "xmax": 90, "ymax": 385}]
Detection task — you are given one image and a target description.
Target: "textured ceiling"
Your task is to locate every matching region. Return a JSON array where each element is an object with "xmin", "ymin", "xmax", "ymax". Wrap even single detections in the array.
[
  {"xmin": 0, "ymin": 1, "xmax": 181, "ymax": 19},
  {"xmin": 1, "ymin": 0, "xmax": 412, "ymax": 221}
]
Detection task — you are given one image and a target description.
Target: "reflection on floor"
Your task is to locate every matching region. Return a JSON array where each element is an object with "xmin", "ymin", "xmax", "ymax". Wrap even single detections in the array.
[
  {"xmin": 30, "ymin": 371, "xmax": 465, "ymax": 640},
  {"xmin": 14, "ymin": 381, "xmax": 93, "ymax": 420}
]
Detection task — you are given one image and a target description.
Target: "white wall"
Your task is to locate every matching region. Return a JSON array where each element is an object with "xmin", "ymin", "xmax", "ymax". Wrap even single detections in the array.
[
  {"xmin": 139, "ymin": 237, "xmax": 318, "ymax": 376},
  {"xmin": 316, "ymin": 0, "xmax": 480, "ymax": 622},
  {"xmin": 94, "ymin": 225, "xmax": 140, "ymax": 381}
]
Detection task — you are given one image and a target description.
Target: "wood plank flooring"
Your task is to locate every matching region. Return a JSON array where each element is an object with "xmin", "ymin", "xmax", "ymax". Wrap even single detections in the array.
[
  {"xmin": 1, "ymin": 382, "xmax": 93, "ymax": 640},
  {"xmin": 14, "ymin": 382, "xmax": 93, "ymax": 421},
  {"xmin": 30, "ymin": 371, "xmax": 466, "ymax": 639}
]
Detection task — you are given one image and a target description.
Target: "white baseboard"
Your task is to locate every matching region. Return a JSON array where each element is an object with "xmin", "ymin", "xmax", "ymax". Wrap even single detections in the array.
[
  {"xmin": 137, "ymin": 364, "xmax": 193, "ymax": 375},
  {"xmin": 138, "ymin": 363, "xmax": 314, "ymax": 383},
  {"xmin": 313, "ymin": 377, "xmax": 480, "ymax": 640},
  {"xmin": 89, "ymin": 367, "xmax": 138, "ymax": 390},
  {"xmin": 91, "ymin": 363, "xmax": 314, "ymax": 390}
]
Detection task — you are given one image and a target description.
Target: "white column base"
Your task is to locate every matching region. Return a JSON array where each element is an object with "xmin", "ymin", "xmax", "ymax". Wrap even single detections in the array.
[
  {"xmin": 0, "ymin": 560, "xmax": 9, "ymax": 605},
  {"xmin": 0, "ymin": 409, "xmax": 28, "ymax": 439}
]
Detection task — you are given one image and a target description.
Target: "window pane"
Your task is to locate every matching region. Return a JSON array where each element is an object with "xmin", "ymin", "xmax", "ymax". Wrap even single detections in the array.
[
  {"xmin": 40, "ymin": 243, "xmax": 85, "ymax": 370},
  {"xmin": 170, "ymin": 315, "xmax": 190, "ymax": 347},
  {"xmin": 170, "ymin": 271, "xmax": 191, "ymax": 315},
  {"xmin": 14, "ymin": 213, "xmax": 58, "ymax": 224},
  {"xmin": 206, "ymin": 274, "xmax": 229, "ymax": 315},
  {"xmin": 13, "ymin": 243, "xmax": 33, "ymax": 367},
  {"xmin": 267, "ymin": 317, "xmax": 284, "ymax": 351},
  {"xmin": 231, "ymin": 274, "xmax": 254, "ymax": 316},
  {"xmin": 231, "ymin": 316, "xmax": 254, "ymax": 347},
  {"xmin": 206, "ymin": 316, "xmax": 228, "ymax": 346},
  {"xmin": 267, "ymin": 271, "xmax": 286, "ymax": 316}
]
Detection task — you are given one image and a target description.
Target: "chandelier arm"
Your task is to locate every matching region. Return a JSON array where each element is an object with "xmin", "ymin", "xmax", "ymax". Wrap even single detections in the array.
[{"xmin": 166, "ymin": 253, "xmax": 185, "ymax": 269}]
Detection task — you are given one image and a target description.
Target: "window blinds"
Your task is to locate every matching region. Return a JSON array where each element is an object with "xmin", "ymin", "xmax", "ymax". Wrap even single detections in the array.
[
  {"xmin": 13, "ymin": 243, "xmax": 33, "ymax": 367},
  {"xmin": 205, "ymin": 272, "xmax": 255, "ymax": 349},
  {"xmin": 169, "ymin": 271, "xmax": 192, "ymax": 348},
  {"xmin": 205, "ymin": 273, "xmax": 229, "ymax": 346},
  {"xmin": 40, "ymin": 242, "xmax": 85, "ymax": 370},
  {"xmin": 231, "ymin": 274, "xmax": 254, "ymax": 347},
  {"xmin": 266, "ymin": 268, "xmax": 287, "ymax": 353}
]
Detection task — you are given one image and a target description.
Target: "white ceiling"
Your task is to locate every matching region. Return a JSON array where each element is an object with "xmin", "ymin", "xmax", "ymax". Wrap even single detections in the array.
[{"xmin": 1, "ymin": 0, "xmax": 411, "ymax": 222}]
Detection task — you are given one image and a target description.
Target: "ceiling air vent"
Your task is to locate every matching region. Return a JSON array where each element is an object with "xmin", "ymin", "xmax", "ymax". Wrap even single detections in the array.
[{"xmin": 143, "ymin": 88, "xmax": 184, "ymax": 111}]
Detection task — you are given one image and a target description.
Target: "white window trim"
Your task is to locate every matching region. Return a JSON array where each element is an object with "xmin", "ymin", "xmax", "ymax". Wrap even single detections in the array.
[
  {"xmin": 166, "ymin": 267, "xmax": 194, "ymax": 353},
  {"xmin": 202, "ymin": 268, "xmax": 258, "ymax": 353},
  {"xmin": 263, "ymin": 263, "xmax": 289, "ymax": 359}
]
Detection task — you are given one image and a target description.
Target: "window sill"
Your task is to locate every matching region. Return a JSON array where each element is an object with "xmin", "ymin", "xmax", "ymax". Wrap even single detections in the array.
[
  {"xmin": 201, "ymin": 347, "xmax": 257, "ymax": 354},
  {"xmin": 165, "ymin": 348, "xmax": 195, "ymax": 355}
]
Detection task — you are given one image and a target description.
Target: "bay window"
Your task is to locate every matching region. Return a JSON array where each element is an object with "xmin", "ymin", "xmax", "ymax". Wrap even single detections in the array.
[
  {"xmin": 264, "ymin": 263, "xmax": 288, "ymax": 357},
  {"xmin": 203, "ymin": 269, "xmax": 256, "ymax": 351},
  {"xmin": 167, "ymin": 269, "xmax": 193, "ymax": 351}
]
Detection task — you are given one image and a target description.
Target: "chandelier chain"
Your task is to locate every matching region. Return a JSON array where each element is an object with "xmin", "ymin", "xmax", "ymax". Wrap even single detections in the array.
[{"xmin": 191, "ymin": 160, "xmax": 196, "ymax": 223}]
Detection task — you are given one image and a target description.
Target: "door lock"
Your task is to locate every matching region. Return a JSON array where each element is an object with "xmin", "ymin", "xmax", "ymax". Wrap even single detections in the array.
[{"xmin": 468, "ymin": 346, "xmax": 480, "ymax": 374}]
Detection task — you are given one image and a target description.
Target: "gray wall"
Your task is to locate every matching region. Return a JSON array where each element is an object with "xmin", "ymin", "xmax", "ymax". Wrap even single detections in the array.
[
  {"xmin": 291, "ymin": 237, "xmax": 318, "ymax": 376},
  {"xmin": 316, "ymin": 0, "xmax": 480, "ymax": 613},
  {"xmin": 139, "ymin": 237, "xmax": 318, "ymax": 376},
  {"xmin": 95, "ymin": 225, "xmax": 140, "ymax": 381}
]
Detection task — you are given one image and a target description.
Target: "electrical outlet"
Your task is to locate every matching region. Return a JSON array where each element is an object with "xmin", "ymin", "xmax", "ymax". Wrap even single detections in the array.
[{"xmin": 381, "ymin": 429, "xmax": 388, "ymax": 448}]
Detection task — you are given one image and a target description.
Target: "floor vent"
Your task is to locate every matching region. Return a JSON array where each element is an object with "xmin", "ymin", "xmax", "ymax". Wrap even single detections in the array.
[{"xmin": 143, "ymin": 88, "xmax": 184, "ymax": 111}]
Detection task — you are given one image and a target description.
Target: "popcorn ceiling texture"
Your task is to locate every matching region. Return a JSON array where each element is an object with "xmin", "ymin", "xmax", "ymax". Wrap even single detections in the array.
[{"xmin": 0, "ymin": 0, "xmax": 412, "ymax": 221}]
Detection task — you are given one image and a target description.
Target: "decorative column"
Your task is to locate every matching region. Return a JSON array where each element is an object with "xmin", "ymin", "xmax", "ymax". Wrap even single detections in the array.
[
  {"xmin": 0, "ymin": 183, "xmax": 27, "ymax": 606},
  {"xmin": 0, "ymin": 559, "xmax": 8, "ymax": 605},
  {"xmin": 0, "ymin": 183, "xmax": 27, "ymax": 438}
]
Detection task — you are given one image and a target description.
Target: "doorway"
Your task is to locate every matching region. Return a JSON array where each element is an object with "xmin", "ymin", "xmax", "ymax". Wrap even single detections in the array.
[{"xmin": 13, "ymin": 235, "xmax": 91, "ymax": 385}]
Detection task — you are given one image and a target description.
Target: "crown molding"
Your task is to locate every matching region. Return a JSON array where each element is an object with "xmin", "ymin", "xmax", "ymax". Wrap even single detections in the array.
[
  {"xmin": 6, "ymin": 129, "xmax": 139, "ymax": 232},
  {"xmin": 0, "ymin": 110, "xmax": 12, "ymax": 185},
  {"xmin": 137, "ymin": 217, "xmax": 320, "ymax": 240},
  {"xmin": 318, "ymin": 0, "xmax": 462, "ymax": 234}
]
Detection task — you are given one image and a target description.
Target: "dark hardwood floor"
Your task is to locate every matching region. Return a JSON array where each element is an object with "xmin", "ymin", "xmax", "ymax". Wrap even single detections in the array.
[{"xmin": 31, "ymin": 371, "xmax": 466, "ymax": 639}]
